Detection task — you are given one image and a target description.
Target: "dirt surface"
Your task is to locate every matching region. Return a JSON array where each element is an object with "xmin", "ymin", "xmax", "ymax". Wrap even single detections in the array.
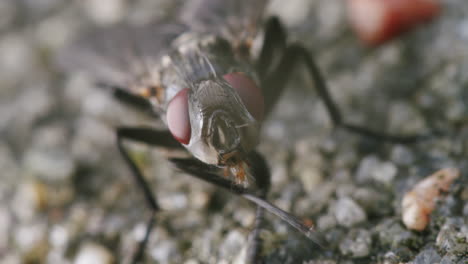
[{"xmin": 0, "ymin": 0, "xmax": 467, "ymax": 263}]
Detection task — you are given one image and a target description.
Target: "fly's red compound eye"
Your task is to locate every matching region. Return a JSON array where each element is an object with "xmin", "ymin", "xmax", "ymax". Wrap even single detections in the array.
[
  {"xmin": 223, "ymin": 72, "xmax": 264, "ymax": 121},
  {"xmin": 167, "ymin": 88, "xmax": 191, "ymax": 145}
]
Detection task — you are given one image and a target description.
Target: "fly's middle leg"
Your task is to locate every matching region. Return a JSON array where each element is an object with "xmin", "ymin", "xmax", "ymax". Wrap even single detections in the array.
[{"xmin": 116, "ymin": 127, "xmax": 183, "ymax": 263}]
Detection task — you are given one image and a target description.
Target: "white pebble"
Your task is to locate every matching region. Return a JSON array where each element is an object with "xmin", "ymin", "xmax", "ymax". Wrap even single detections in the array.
[
  {"xmin": 12, "ymin": 181, "xmax": 47, "ymax": 221},
  {"xmin": 74, "ymin": 243, "xmax": 114, "ymax": 264},
  {"xmin": 82, "ymin": 0, "xmax": 126, "ymax": 25},
  {"xmin": 335, "ymin": 197, "xmax": 367, "ymax": 228}
]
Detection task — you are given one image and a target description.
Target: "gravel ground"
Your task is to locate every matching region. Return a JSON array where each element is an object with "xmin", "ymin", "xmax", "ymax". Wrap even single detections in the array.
[{"xmin": 1, "ymin": 0, "xmax": 467, "ymax": 264}]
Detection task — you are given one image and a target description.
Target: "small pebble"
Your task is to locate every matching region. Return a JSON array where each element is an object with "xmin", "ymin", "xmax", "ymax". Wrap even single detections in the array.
[
  {"xmin": 293, "ymin": 144, "xmax": 324, "ymax": 192},
  {"xmin": 14, "ymin": 222, "xmax": 47, "ymax": 254},
  {"xmin": 334, "ymin": 197, "xmax": 367, "ymax": 228},
  {"xmin": 355, "ymin": 155, "xmax": 397, "ymax": 185},
  {"xmin": 6, "ymin": 86, "xmax": 56, "ymax": 149},
  {"xmin": 149, "ymin": 240, "xmax": 178, "ymax": 264},
  {"xmin": 317, "ymin": 214, "xmax": 337, "ymax": 231},
  {"xmin": 297, "ymin": 166, "xmax": 323, "ymax": 193},
  {"xmin": 21, "ymin": 0, "xmax": 63, "ymax": 15},
  {"xmin": 352, "ymin": 187, "xmax": 392, "ymax": 216},
  {"xmin": 49, "ymin": 225, "xmax": 69, "ymax": 249},
  {"xmin": 0, "ymin": 254, "xmax": 21, "ymax": 264},
  {"xmin": 382, "ymin": 251, "xmax": 400, "ymax": 264},
  {"xmin": 81, "ymin": 0, "xmax": 127, "ymax": 25},
  {"xmin": 185, "ymin": 260, "xmax": 200, "ymax": 264},
  {"xmin": 436, "ymin": 218, "xmax": 468, "ymax": 256},
  {"xmin": 296, "ymin": 182, "xmax": 336, "ymax": 215},
  {"xmin": 0, "ymin": 206, "xmax": 11, "ymax": 252},
  {"xmin": 0, "ymin": 33, "xmax": 37, "ymax": 82},
  {"xmin": 232, "ymin": 208, "xmax": 255, "ymax": 228},
  {"xmin": 390, "ymin": 145, "xmax": 415, "ymax": 166},
  {"xmin": 463, "ymin": 203, "xmax": 468, "ymax": 217},
  {"xmin": 413, "ymin": 248, "xmax": 441, "ymax": 264},
  {"xmin": 23, "ymin": 148, "xmax": 75, "ymax": 184},
  {"xmin": 71, "ymin": 117, "xmax": 114, "ymax": 165},
  {"xmin": 158, "ymin": 192, "xmax": 188, "ymax": 211},
  {"xmin": 268, "ymin": 0, "xmax": 314, "ymax": 27},
  {"xmin": 440, "ymin": 254, "xmax": 463, "ymax": 264},
  {"xmin": 219, "ymin": 230, "xmax": 247, "ymax": 261},
  {"xmin": 0, "ymin": 143, "xmax": 19, "ymax": 197},
  {"xmin": 12, "ymin": 181, "xmax": 48, "ymax": 222},
  {"xmin": 74, "ymin": 242, "xmax": 114, "ymax": 264},
  {"xmin": 373, "ymin": 161, "xmax": 398, "ymax": 185},
  {"xmin": 303, "ymin": 260, "xmax": 337, "ymax": 264},
  {"xmin": 355, "ymin": 155, "xmax": 379, "ymax": 182},
  {"xmin": 339, "ymin": 229, "xmax": 372, "ymax": 257},
  {"xmin": 376, "ymin": 219, "xmax": 420, "ymax": 249},
  {"xmin": 0, "ymin": 0, "xmax": 15, "ymax": 31}
]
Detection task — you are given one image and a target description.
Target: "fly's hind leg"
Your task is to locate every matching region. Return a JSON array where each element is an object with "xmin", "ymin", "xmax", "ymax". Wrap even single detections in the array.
[
  {"xmin": 258, "ymin": 17, "xmax": 430, "ymax": 143},
  {"xmin": 116, "ymin": 127, "xmax": 183, "ymax": 263}
]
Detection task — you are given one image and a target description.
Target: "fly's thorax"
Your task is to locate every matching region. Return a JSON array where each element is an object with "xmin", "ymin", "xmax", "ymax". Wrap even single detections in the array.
[
  {"xmin": 186, "ymin": 78, "xmax": 260, "ymax": 166},
  {"xmin": 160, "ymin": 34, "xmax": 264, "ymax": 166}
]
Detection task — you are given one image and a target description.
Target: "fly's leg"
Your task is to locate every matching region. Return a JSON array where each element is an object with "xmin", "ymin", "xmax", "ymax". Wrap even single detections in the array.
[
  {"xmin": 171, "ymin": 153, "xmax": 327, "ymax": 263},
  {"xmin": 258, "ymin": 17, "xmax": 429, "ymax": 143},
  {"xmin": 246, "ymin": 206, "xmax": 266, "ymax": 263},
  {"xmin": 256, "ymin": 17, "xmax": 287, "ymax": 82},
  {"xmin": 256, "ymin": 17, "xmax": 288, "ymax": 115},
  {"xmin": 245, "ymin": 152, "xmax": 270, "ymax": 264},
  {"xmin": 98, "ymin": 82, "xmax": 158, "ymax": 117},
  {"xmin": 283, "ymin": 45, "xmax": 429, "ymax": 143},
  {"xmin": 116, "ymin": 127, "xmax": 183, "ymax": 263}
]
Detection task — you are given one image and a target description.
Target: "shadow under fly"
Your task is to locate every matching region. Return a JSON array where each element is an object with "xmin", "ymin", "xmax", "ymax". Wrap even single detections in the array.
[{"xmin": 59, "ymin": 0, "xmax": 430, "ymax": 262}]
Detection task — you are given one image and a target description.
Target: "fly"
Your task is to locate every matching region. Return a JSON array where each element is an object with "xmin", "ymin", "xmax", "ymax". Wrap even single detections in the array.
[{"xmin": 59, "ymin": 0, "xmax": 427, "ymax": 262}]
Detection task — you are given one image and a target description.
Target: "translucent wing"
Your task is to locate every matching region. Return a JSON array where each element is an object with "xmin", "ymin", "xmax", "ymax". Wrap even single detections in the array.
[
  {"xmin": 57, "ymin": 0, "xmax": 269, "ymax": 93},
  {"xmin": 179, "ymin": 0, "xmax": 269, "ymax": 45},
  {"xmin": 57, "ymin": 22, "xmax": 189, "ymax": 90}
]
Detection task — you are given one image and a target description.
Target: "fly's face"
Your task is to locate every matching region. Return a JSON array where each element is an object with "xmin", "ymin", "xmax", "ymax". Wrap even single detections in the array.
[{"xmin": 166, "ymin": 72, "xmax": 264, "ymax": 181}]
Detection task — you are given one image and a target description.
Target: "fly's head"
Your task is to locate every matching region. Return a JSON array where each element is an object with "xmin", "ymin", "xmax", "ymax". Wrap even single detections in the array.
[{"xmin": 166, "ymin": 72, "xmax": 264, "ymax": 183}]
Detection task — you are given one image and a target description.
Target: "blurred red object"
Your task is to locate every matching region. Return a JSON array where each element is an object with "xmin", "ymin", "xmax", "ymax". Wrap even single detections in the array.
[{"xmin": 347, "ymin": 0, "xmax": 441, "ymax": 45}]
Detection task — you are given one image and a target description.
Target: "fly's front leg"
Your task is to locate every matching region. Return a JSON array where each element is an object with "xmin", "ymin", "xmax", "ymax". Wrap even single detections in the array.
[
  {"xmin": 173, "ymin": 153, "xmax": 272, "ymax": 264},
  {"xmin": 171, "ymin": 153, "xmax": 326, "ymax": 263},
  {"xmin": 116, "ymin": 127, "xmax": 183, "ymax": 263},
  {"xmin": 245, "ymin": 152, "xmax": 270, "ymax": 264},
  {"xmin": 258, "ymin": 17, "xmax": 429, "ymax": 143}
]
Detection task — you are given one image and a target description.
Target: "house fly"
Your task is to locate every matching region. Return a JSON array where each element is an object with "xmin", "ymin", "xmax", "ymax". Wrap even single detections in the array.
[{"xmin": 60, "ymin": 0, "xmax": 425, "ymax": 262}]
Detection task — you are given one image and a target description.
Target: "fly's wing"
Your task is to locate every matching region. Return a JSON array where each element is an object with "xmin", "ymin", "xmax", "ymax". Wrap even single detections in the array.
[
  {"xmin": 58, "ymin": 21, "xmax": 189, "ymax": 92},
  {"xmin": 179, "ymin": 0, "xmax": 269, "ymax": 47},
  {"xmin": 58, "ymin": 0, "xmax": 268, "ymax": 94}
]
